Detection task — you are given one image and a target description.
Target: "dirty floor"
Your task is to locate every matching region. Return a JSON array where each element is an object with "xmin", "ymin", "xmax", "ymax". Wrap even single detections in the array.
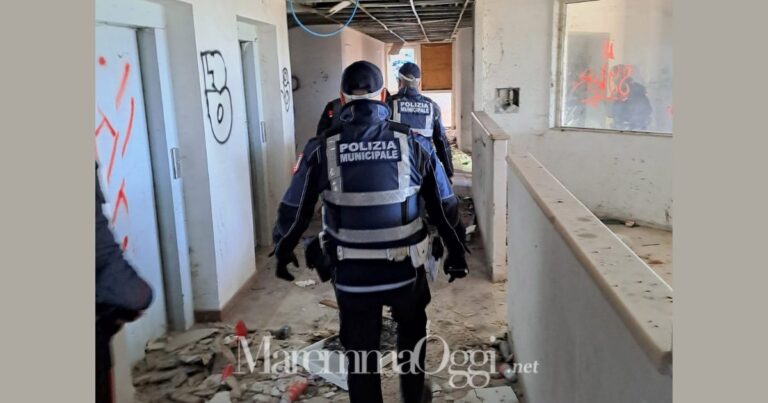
[
  {"xmin": 607, "ymin": 223, "xmax": 673, "ymax": 287},
  {"xmin": 133, "ymin": 197, "xmax": 521, "ymax": 402}
]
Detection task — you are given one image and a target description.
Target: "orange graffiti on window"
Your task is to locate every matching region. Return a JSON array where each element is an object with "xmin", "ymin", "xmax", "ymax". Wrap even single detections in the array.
[{"xmin": 571, "ymin": 40, "xmax": 634, "ymax": 107}]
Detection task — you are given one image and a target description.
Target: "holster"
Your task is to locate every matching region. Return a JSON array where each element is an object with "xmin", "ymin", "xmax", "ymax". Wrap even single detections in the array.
[{"xmin": 304, "ymin": 234, "xmax": 334, "ymax": 282}]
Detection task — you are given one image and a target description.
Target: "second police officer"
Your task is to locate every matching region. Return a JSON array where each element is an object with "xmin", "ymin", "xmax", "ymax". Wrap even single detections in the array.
[{"xmin": 388, "ymin": 62, "xmax": 455, "ymax": 179}]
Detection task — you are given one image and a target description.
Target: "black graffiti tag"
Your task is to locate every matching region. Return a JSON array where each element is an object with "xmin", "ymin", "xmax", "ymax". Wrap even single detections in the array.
[
  {"xmin": 281, "ymin": 67, "xmax": 291, "ymax": 112},
  {"xmin": 200, "ymin": 50, "xmax": 233, "ymax": 144}
]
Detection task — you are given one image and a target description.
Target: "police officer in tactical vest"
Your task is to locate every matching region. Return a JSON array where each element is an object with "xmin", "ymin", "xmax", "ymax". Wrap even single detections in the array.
[
  {"xmin": 388, "ymin": 62, "xmax": 455, "ymax": 178},
  {"xmin": 272, "ymin": 61, "xmax": 469, "ymax": 403}
]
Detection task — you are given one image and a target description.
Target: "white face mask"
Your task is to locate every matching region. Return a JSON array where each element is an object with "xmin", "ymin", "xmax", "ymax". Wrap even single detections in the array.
[
  {"xmin": 342, "ymin": 87, "xmax": 384, "ymax": 101},
  {"xmin": 398, "ymin": 73, "xmax": 420, "ymax": 85}
]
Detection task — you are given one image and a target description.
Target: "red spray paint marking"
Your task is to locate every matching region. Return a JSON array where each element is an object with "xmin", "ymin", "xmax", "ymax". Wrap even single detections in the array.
[
  {"xmin": 121, "ymin": 97, "xmax": 135, "ymax": 157},
  {"xmin": 111, "ymin": 179, "xmax": 129, "ymax": 224},
  {"xmin": 220, "ymin": 364, "xmax": 234, "ymax": 382},
  {"xmin": 235, "ymin": 320, "xmax": 248, "ymax": 338},
  {"xmin": 98, "ymin": 56, "xmax": 107, "ymax": 66},
  {"xmin": 602, "ymin": 40, "xmax": 615, "ymax": 60},
  {"xmin": 96, "ymin": 109, "xmax": 120, "ymax": 184},
  {"xmin": 115, "ymin": 63, "xmax": 131, "ymax": 109},
  {"xmin": 571, "ymin": 40, "xmax": 633, "ymax": 108},
  {"xmin": 121, "ymin": 236, "xmax": 129, "ymax": 251}
]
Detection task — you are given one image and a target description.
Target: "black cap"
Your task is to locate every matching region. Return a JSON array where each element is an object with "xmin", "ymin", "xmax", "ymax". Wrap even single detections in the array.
[
  {"xmin": 341, "ymin": 61, "xmax": 384, "ymax": 95},
  {"xmin": 398, "ymin": 62, "xmax": 421, "ymax": 80}
]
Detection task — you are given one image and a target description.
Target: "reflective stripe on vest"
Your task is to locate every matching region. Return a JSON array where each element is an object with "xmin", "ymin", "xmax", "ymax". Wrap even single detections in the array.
[
  {"xmin": 335, "ymin": 277, "xmax": 417, "ymax": 293},
  {"xmin": 322, "ymin": 131, "xmax": 423, "ymax": 244},
  {"xmin": 325, "ymin": 218, "xmax": 423, "ymax": 243},
  {"xmin": 392, "ymin": 99, "xmax": 434, "ymax": 138},
  {"xmin": 322, "ymin": 186, "xmax": 419, "ymax": 206}
]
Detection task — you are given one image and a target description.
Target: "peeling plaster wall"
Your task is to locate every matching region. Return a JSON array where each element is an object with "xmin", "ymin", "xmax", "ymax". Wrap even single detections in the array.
[{"xmin": 474, "ymin": 0, "xmax": 672, "ymax": 228}]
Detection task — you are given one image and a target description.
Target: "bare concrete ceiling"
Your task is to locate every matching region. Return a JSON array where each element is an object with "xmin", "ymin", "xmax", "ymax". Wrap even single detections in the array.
[{"xmin": 287, "ymin": 0, "xmax": 474, "ymax": 43}]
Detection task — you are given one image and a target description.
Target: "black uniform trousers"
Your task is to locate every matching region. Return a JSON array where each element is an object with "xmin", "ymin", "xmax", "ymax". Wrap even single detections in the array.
[{"xmin": 335, "ymin": 269, "xmax": 431, "ymax": 403}]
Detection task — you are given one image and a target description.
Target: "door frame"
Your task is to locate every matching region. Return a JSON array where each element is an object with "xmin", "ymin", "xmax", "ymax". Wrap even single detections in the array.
[
  {"xmin": 237, "ymin": 21, "xmax": 271, "ymax": 247},
  {"xmin": 96, "ymin": 0, "xmax": 194, "ymax": 331}
]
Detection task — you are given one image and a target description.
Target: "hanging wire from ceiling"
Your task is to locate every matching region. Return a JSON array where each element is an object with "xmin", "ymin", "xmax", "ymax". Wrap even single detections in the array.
[{"xmin": 288, "ymin": 0, "xmax": 359, "ymax": 37}]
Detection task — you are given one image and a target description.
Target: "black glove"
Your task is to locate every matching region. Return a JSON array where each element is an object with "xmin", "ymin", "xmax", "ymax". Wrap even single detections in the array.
[
  {"xmin": 270, "ymin": 250, "xmax": 299, "ymax": 282},
  {"xmin": 444, "ymin": 253, "xmax": 468, "ymax": 283},
  {"xmin": 431, "ymin": 237, "xmax": 444, "ymax": 260}
]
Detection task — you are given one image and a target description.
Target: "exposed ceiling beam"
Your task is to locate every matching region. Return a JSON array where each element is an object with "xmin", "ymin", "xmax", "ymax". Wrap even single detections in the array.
[
  {"xmin": 286, "ymin": 1, "xmax": 347, "ymax": 25},
  {"xmin": 287, "ymin": 0, "xmax": 474, "ymax": 43},
  {"xmin": 409, "ymin": 0, "xmax": 430, "ymax": 42},
  {"xmin": 450, "ymin": 0, "xmax": 471, "ymax": 39},
  {"xmin": 353, "ymin": 1, "xmax": 408, "ymax": 43}
]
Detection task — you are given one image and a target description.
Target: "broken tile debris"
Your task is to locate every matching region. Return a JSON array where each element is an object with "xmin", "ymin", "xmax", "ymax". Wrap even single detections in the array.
[
  {"xmin": 133, "ymin": 324, "xmax": 349, "ymax": 403},
  {"xmin": 294, "ymin": 279, "xmax": 317, "ymax": 288},
  {"xmin": 164, "ymin": 328, "xmax": 219, "ymax": 352}
]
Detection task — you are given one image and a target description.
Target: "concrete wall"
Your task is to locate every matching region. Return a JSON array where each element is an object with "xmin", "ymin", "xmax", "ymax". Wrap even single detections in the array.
[
  {"xmin": 289, "ymin": 26, "xmax": 343, "ymax": 151},
  {"xmin": 289, "ymin": 26, "xmax": 386, "ymax": 151},
  {"xmin": 454, "ymin": 27, "xmax": 474, "ymax": 152},
  {"xmin": 474, "ymin": 0, "xmax": 672, "ymax": 229},
  {"xmin": 424, "ymin": 91, "xmax": 453, "ymax": 128},
  {"xmin": 507, "ymin": 154, "xmax": 672, "ymax": 403},
  {"xmin": 471, "ymin": 113, "xmax": 508, "ymax": 282},
  {"xmin": 341, "ymin": 27, "xmax": 386, "ymax": 72},
  {"xmin": 96, "ymin": 1, "xmax": 297, "ymax": 400},
  {"xmin": 155, "ymin": 0, "xmax": 296, "ymax": 313}
]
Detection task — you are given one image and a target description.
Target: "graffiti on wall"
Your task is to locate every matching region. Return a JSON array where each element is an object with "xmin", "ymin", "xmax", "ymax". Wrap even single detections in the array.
[
  {"xmin": 568, "ymin": 39, "xmax": 654, "ymax": 132},
  {"xmin": 281, "ymin": 67, "xmax": 291, "ymax": 112},
  {"xmin": 570, "ymin": 40, "xmax": 634, "ymax": 107},
  {"xmin": 95, "ymin": 57, "xmax": 135, "ymax": 251},
  {"xmin": 200, "ymin": 50, "xmax": 234, "ymax": 144}
]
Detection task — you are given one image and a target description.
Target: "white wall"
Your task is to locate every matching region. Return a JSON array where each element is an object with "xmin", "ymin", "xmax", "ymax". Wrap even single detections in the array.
[
  {"xmin": 471, "ymin": 113, "xmax": 508, "ymax": 282},
  {"xmin": 161, "ymin": 0, "xmax": 296, "ymax": 312},
  {"xmin": 341, "ymin": 27, "xmax": 387, "ymax": 72},
  {"xmin": 289, "ymin": 26, "xmax": 343, "ymax": 150},
  {"xmin": 474, "ymin": 0, "xmax": 672, "ymax": 228},
  {"xmin": 423, "ymin": 91, "xmax": 453, "ymax": 128},
  {"xmin": 289, "ymin": 26, "xmax": 386, "ymax": 151},
  {"xmin": 454, "ymin": 27, "xmax": 474, "ymax": 152},
  {"xmin": 507, "ymin": 163, "xmax": 672, "ymax": 402}
]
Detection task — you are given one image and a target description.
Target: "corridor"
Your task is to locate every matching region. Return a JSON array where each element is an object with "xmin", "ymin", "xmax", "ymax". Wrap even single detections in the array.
[{"xmin": 93, "ymin": 1, "xmax": 673, "ymax": 402}]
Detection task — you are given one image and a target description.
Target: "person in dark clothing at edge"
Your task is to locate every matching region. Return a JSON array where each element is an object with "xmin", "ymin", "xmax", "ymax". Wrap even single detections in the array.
[
  {"xmin": 387, "ymin": 62, "xmax": 454, "ymax": 178},
  {"xmin": 272, "ymin": 61, "xmax": 468, "ymax": 403},
  {"xmin": 316, "ymin": 89, "xmax": 392, "ymax": 136},
  {"xmin": 95, "ymin": 163, "xmax": 153, "ymax": 403}
]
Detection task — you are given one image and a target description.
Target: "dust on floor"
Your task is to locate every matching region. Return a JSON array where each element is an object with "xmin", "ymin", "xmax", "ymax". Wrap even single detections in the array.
[
  {"xmin": 133, "ymin": 200, "xmax": 519, "ymax": 402},
  {"xmin": 607, "ymin": 222, "xmax": 673, "ymax": 287}
]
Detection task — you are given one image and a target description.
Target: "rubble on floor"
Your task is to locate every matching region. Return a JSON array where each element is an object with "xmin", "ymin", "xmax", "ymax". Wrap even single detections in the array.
[
  {"xmin": 132, "ymin": 198, "xmax": 517, "ymax": 402},
  {"xmin": 133, "ymin": 324, "xmax": 523, "ymax": 402},
  {"xmin": 450, "ymin": 140, "xmax": 473, "ymax": 173},
  {"xmin": 133, "ymin": 323, "xmax": 347, "ymax": 403}
]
